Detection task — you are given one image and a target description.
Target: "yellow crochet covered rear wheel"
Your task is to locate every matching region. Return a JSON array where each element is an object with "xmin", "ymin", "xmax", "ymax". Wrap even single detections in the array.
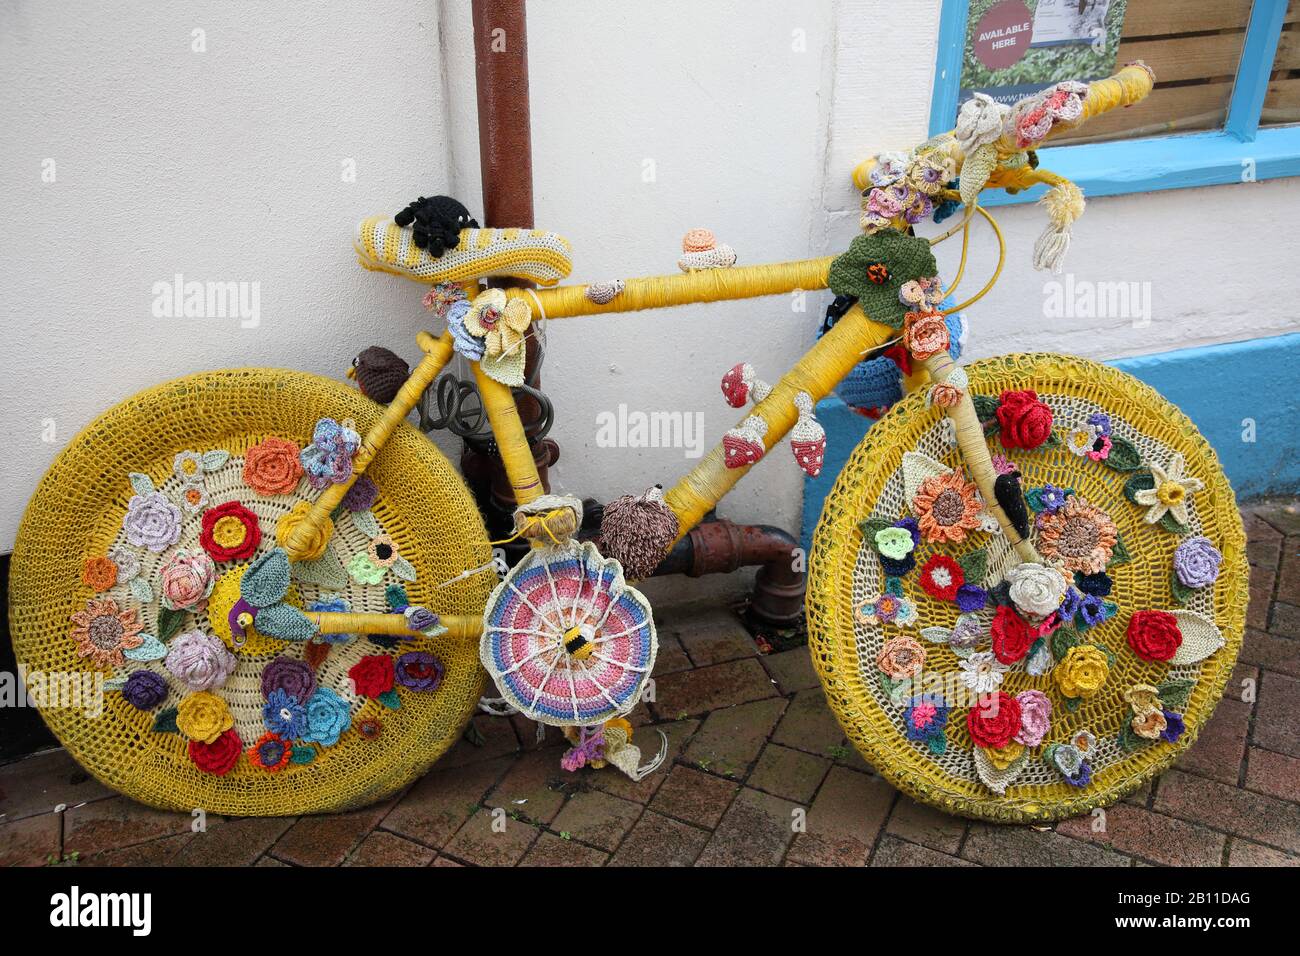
[
  {"xmin": 10, "ymin": 369, "xmax": 494, "ymax": 815},
  {"xmin": 807, "ymin": 354, "xmax": 1247, "ymax": 822}
]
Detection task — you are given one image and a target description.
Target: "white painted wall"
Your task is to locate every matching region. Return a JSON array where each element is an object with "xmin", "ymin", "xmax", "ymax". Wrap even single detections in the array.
[{"xmin": 3, "ymin": 0, "xmax": 1297, "ymax": 554}]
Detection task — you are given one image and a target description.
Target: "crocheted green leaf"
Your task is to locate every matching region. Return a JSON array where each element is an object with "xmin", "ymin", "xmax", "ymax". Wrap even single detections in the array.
[
  {"xmin": 152, "ymin": 707, "xmax": 179, "ymax": 733},
  {"xmin": 157, "ymin": 606, "xmax": 186, "ymax": 642},
  {"xmin": 1170, "ymin": 573, "xmax": 1194, "ymax": 604},
  {"xmin": 1123, "ymin": 470, "xmax": 1155, "ymax": 504},
  {"xmin": 1159, "ymin": 512, "xmax": 1190, "ymax": 535},
  {"xmin": 858, "ymin": 517, "xmax": 892, "ymax": 547},
  {"xmin": 1063, "ymin": 695, "xmax": 1080, "ymax": 713},
  {"xmin": 1103, "ymin": 435, "xmax": 1142, "ymax": 472},
  {"xmin": 254, "ymin": 604, "xmax": 316, "ymax": 642},
  {"xmin": 129, "ymin": 578, "xmax": 154, "ymax": 605},
  {"xmin": 1051, "ymin": 626, "xmax": 1080, "ymax": 661},
  {"xmin": 927, "ymin": 735, "xmax": 947, "ymax": 756},
  {"xmin": 102, "ymin": 677, "xmax": 127, "ymax": 692},
  {"xmin": 1157, "ymin": 679, "xmax": 1195, "ymax": 711},
  {"xmin": 1117, "ymin": 721, "xmax": 1153, "ymax": 753},
  {"xmin": 124, "ymin": 634, "xmax": 165, "ymax": 662},
  {"xmin": 290, "ymin": 745, "xmax": 317, "ymax": 765},
  {"xmin": 960, "ymin": 143, "xmax": 997, "ymax": 205},
  {"xmin": 201, "ymin": 450, "xmax": 230, "ymax": 472},
  {"xmin": 128, "ymin": 472, "xmax": 155, "ymax": 496},
  {"xmin": 352, "ymin": 510, "xmax": 382, "ymax": 538},
  {"xmin": 1109, "ymin": 532, "xmax": 1131, "ymax": 567},
  {"xmin": 920, "ymin": 626, "xmax": 952, "ymax": 644},
  {"xmin": 292, "ymin": 550, "xmax": 347, "ymax": 590},
  {"xmin": 827, "ymin": 230, "xmax": 938, "ymax": 330},
  {"xmin": 390, "ymin": 555, "xmax": 417, "ymax": 582},
  {"xmin": 378, "ymin": 689, "xmax": 401, "ymax": 710},
  {"xmin": 241, "ymin": 548, "xmax": 291, "ymax": 607},
  {"xmin": 385, "ymin": 583, "xmax": 410, "ymax": 611},
  {"xmin": 971, "ymin": 393, "xmax": 1000, "ymax": 422},
  {"xmin": 956, "ymin": 548, "xmax": 988, "ymax": 584}
]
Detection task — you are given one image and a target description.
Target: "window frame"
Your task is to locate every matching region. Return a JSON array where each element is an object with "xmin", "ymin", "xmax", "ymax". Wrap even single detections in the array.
[{"xmin": 929, "ymin": 0, "xmax": 1300, "ymax": 204}]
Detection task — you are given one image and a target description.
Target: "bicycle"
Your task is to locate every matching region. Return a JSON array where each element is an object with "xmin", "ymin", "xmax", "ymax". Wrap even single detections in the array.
[{"xmin": 13, "ymin": 62, "xmax": 1244, "ymax": 820}]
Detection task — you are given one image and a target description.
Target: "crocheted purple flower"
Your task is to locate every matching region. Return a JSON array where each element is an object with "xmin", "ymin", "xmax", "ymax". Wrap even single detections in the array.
[
  {"xmin": 165, "ymin": 630, "xmax": 238, "ymax": 692},
  {"xmin": 1174, "ymin": 536, "xmax": 1222, "ymax": 590},
  {"xmin": 263, "ymin": 688, "xmax": 308, "ymax": 739},
  {"xmin": 1062, "ymin": 761, "xmax": 1092, "ymax": 788},
  {"xmin": 955, "ymin": 584, "xmax": 987, "ymax": 612},
  {"xmin": 1038, "ymin": 484, "xmax": 1068, "ymax": 514},
  {"xmin": 404, "ymin": 606, "xmax": 439, "ymax": 633},
  {"xmin": 1160, "ymin": 710, "xmax": 1186, "ymax": 743},
  {"xmin": 1086, "ymin": 412, "xmax": 1112, "ymax": 438},
  {"xmin": 122, "ymin": 491, "xmax": 182, "ymax": 552},
  {"xmin": 1058, "ymin": 587, "xmax": 1083, "ymax": 621},
  {"xmin": 299, "ymin": 418, "xmax": 360, "ymax": 490},
  {"xmin": 260, "ymin": 657, "xmax": 317, "ymax": 703},
  {"xmin": 1078, "ymin": 594, "xmax": 1107, "ymax": 628},
  {"xmin": 902, "ymin": 695, "xmax": 949, "ymax": 745},
  {"xmin": 341, "ymin": 475, "xmax": 380, "ymax": 512},
  {"xmin": 894, "ymin": 517, "xmax": 921, "ymax": 546},
  {"xmin": 395, "ymin": 651, "xmax": 444, "ymax": 692},
  {"xmin": 880, "ymin": 552, "xmax": 916, "ymax": 577},
  {"xmin": 1076, "ymin": 572, "xmax": 1112, "ymax": 598},
  {"xmin": 122, "ymin": 670, "xmax": 168, "ymax": 710}
]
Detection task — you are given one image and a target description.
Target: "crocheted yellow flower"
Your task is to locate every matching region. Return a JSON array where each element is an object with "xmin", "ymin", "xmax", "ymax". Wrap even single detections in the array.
[
  {"xmin": 1131, "ymin": 709, "xmax": 1169, "ymax": 740},
  {"xmin": 982, "ymin": 741, "xmax": 1025, "ymax": 771},
  {"xmin": 464, "ymin": 289, "xmax": 532, "ymax": 359},
  {"xmin": 1123, "ymin": 683, "xmax": 1162, "ymax": 716},
  {"xmin": 1055, "ymin": 644, "xmax": 1109, "ymax": 700},
  {"xmin": 1133, "ymin": 453, "xmax": 1204, "ymax": 526},
  {"xmin": 176, "ymin": 691, "xmax": 234, "ymax": 744}
]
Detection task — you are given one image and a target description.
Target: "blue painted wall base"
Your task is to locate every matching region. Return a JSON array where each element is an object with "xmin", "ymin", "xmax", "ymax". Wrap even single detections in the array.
[{"xmin": 800, "ymin": 333, "xmax": 1300, "ymax": 554}]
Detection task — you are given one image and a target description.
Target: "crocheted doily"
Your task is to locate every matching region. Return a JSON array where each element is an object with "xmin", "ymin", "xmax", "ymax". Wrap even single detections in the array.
[
  {"xmin": 807, "ymin": 354, "xmax": 1246, "ymax": 822},
  {"xmin": 10, "ymin": 369, "xmax": 495, "ymax": 815}
]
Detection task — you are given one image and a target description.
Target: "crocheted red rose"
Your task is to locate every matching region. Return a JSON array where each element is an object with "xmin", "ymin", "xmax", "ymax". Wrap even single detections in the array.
[
  {"xmin": 919, "ymin": 554, "xmax": 964, "ymax": 602},
  {"xmin": 1126, "ymin": 610, "xmax": 1183, "ymax": 662},
  {"xmin": 189, "ymin": 728, "xmax": 242, "ymax": 775},
  {"xmin": 348, "ymin": 654, "xmax": 395, "ymax": 698},
  {"xmin": 991, "ymin": 605, "xmax": 1036, "ymax": 664},
  {"xmin": 996, "ymin": 390, "xmax": 1054, "ymax": 449},
  {"xmin": 199, "ymin": 501, "xmax": 262, "ymax": 562},
  {"xmin": 966, "ymin": 691, "xmax": 1022, "ymax": 750}
]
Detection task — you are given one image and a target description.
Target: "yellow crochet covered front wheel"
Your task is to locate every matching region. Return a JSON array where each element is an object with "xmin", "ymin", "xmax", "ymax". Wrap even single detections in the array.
[
  {"xmin": 808, "ymin": 354, "xmax": 1247, "ymax": 823},
  {"xmin": 10, "ymin": 369, "xmax": 495, "ymax": 816}
]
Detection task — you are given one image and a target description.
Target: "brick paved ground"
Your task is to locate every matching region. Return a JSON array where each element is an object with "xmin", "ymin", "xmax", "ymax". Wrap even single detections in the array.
[{"xmin": 3, "ymin": 498, "xmax": 1298, "ymax": 867}]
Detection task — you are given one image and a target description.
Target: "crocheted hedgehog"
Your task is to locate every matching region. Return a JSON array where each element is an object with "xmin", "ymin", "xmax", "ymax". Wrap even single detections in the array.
[{"xmin": 393, "ymin": 195, "xmax": 479, "ymax": 256}]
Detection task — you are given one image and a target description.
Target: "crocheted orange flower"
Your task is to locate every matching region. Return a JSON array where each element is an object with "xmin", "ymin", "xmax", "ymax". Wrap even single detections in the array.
[
  {"xmin": 243, "ymin": 436, "xmax": 304, "ymax": 496},
  {"xmin": 912, "ymin": 471, "xmax": 982, "ymax": 544},
  {"xmin": 903, "ymin": 310, "xmax": 950, "ymax": 360},
  {"xmin": 1036, "ymin": 495, "xmax": 1117, "ymax": 574},
  {"xmin": 69, "ymin": 598, "xmax": 145, "ymax": 669},
  {"xmin": 81, "ymin": 556, "xmax": 118, "ymax": 592},
  {"xmin": 876, "ymin": 635, "xmax": 926, "ymax": 680}
]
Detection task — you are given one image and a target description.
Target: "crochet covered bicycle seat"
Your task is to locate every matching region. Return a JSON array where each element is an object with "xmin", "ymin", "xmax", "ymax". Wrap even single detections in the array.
[{"xmin": 354, "ymin": 216, "xmax": 574, "ymax": 287}]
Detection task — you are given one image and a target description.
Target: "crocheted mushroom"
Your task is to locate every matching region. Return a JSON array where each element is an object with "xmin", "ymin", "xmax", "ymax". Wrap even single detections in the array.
[
  {"xmin": 349, "ymin": 346, "xmax": 410, "ymax": 404},
  {"xmin": 599, "ymin": 486, "xmax": 680, "ymax": 580}
]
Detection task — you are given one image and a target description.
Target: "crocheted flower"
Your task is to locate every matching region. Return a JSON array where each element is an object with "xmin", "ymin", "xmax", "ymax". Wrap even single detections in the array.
[
  {"xmin": 349, "ymin": 654, "xmax": 395, "ymax": 698},
  {"xmin": 122, "ymin": 670, "xmax": 168, "ymax": 710},
  {"xmin": 157, "ymin": 549, "xmax": 216, "ymax": 612},
  {"xmin": 1087, "ymin": 435, "xmax": 1112, "ymax": 462},
  {"xmin": 263, "ymin": 688, "xmax": 308, "ymax": 739},
  {"xmin": 445, "ymin": 296, "xmax": 485, "ymax": 361},
  {"xmin": 982, "ymin": 741, "xmax": 1025, "ymax": 771},
  {"xmin": 990, "ymin": 605, "xmax": 1035, "ymax": 665},
  {"xmin": 299, "ymin": 418, "xmax": 361, "ymax": 490},
  {"xmin": 347, "ymin": 550, "xmax": 387, "ymax": 585},
  {"xmin": 958, "ymin": 651, "xmax": 1007, "ymax": 694},
  {"xmin": 1037, "ymin": 484, "xmax": 1068, "ymax": 514},
  {"xmin": 1174, "ymin": 536, "xmax": 1222, "ymax": 589},
  {"xmin": 947, "ymin": 612, "xmax": 985, "ymax": 650},
  {"xmin": 875, "ymin": 526, "xmax": 915, "ymax": 561},
  {"xmin": 902, "ymin": 695, "xmax": 949, "ymax": 746},
  {"xmin": 954, "ymin": 91, "xmax": 1009, "ymax": 153},
  {"xmin": 243, "ymin": 436, "xmax": 304, "ymax": 496},
  {"xmin": 858, "ymin": 593, "xmax": 919, "ymax": 628},
  {"xmin": 1065, "ymin": 428, "xmax": 1094, "ymax": 456},
  {"xmin": 1126, "ymin": 610, "xmax": 1183, "ymax": 662},
  {"xmin": 966, "ymin": 691, "xmax": 1021, "ymax": 750},
  {"xmin": 341, "ymin": 475, "xmax": 380, "ymax": 512},
  {"xmin": 174, "ymin": 450, "xmax": 204, "ymax": 482},
  {"xmin": 357, "ymin": 718, "xmax": 383, "ymax": 739},
  {"xmin": 122, "ymin": 491, "xmax": 182, "ymax": 552},
  {"xmin": 1076, "ymin": 571, "xmax": 1112, "ymax": 597},
  {"xmin": 1013, "ymin": 81, "xmax": 1087, "ymax": 149},
  {"xmin": 928, "ymin": 381, "xmax": 963, "ymax": 409},
  {"xmin": 1006, "ymin": 562, "xmax": 1066, "ymax": 618},
  {"xmin": 868, "ymin": 151, "xmax": 909, "ymax": 187},
  {"xmin": 995, "ymin": 390, "xmax": 1054, "ymax": 449},
  {"xmin": 81, "ymin": 556, "xmax": 118, "ymax": 592},
  {"xmin": 70, "ymin": 598, "xmax": 145, "ymax": 669},
  {"xmin": 919, "ymin": 554, "xmax": 964, "ymax": 602},
  {"xmin": 1046, "ymin": 740, "xmax": 1092, "ymax": 787},
  {"xmin": 1078, "ymin": 593, "xmax": 1109, "ymax": 628},
  {"xmin": 274, "ymin": 500, "xmax": 331, "ymax": 563},
  {"xmin": 179, "ymin": 484, "xmax": 209, "ymax": 514},
  {"xmin": 905, "ymin": 151, "xmax": 955, "ymax": 196},
  {"xmin": 1087, "ymin": 412, "xmax": 1112, "ymax": 437},
  {"xmin": 107, "ymin": 546, "xmax": 140, "ymax": 584},
  {"xmin": 248, "ymin": 732, "xmax": 292, "ymax": 772},
  {"xmin": 176, "ymin": 690, "xmax": 234, "ymax": 744},
  {"xmin": 396, "ymin": 651, "xmax": 444, "ymax": 692},
  {"xmin": 164, "ymin": 630, "xmax": 238, "ymax": 692},
  {"xmin": 300, "ymin": 687, "xmax": 352, "ymax": 747},
  {"xmin": 902, "ymin": 310, "xmax": 950, "ymax": 360},
  {"xmin": 260, "ymin": 656, "xmax": 317, "ymax": 703},
  {"xmin": 1161, "ymin": 710, "xmax": 1186, "ymax": 743},
  {"xmin": 1036, "ymin": 496, "xmax": 1117, "ymax": 575},
  {"xmin": 1124, "ymin": 684, "xmax": 1163, "ymax": 715},
  {"xmin": 200, "ymin": 500, "xmax": 261, "ymax": 562},
  {"xmin": 423, "ymin": 282, "xmax": 467, "ymax": 318},
  {"xmin": 912, "ymin": 471, "xmax": 982, "ymax": 544},
  {"xmin": 1013, "ymin": 689, "xmax": 1052, "ymax": 747},
  {"xmin": 189, "ymin": 728, "xmax": 242, "ymax": 776},
  {"xmin": 876, "ymin": 635, "xmax": 926, "ymax": 680},
  {"xmin": 1055, "ymin": 644, "xmax": 1109, "ymax": 699},
  {"xmin": 1133, "ymin": 454, "xmax": 1204, "ymax": 527},
  {"xmin": 1132, "ymin": 708, "xmax": 1168, "ymax": 740}
]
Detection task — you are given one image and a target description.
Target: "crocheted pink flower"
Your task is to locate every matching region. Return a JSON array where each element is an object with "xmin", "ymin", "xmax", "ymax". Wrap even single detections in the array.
[
  {"xmin": 165, "ymin": 630, "xmax": 238, "ymax": 692},
  {"xmin": 158, "ymin": 549, "xmax": 216, "ymax": 611},
  {"xmin": 1013, "ymin": 689, "xmax": 1052, "ymax": 747}
]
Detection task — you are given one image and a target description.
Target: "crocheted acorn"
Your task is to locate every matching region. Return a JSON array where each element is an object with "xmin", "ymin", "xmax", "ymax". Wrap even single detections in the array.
[
  {"xmin": 678, "ymin": 229, "xmax": 737, "ymax": 272},
  {"xmin": 827, "ymin": 230, "xmax": 939, "ymax": 329},
  {"xmin": 599, "ymin": 485, "xmax": 680, "ymax": 581},
  {"xmin": 349, "ymin": 346, "xmax": 410, "ymax": 404},
  {"xmin": 393, "ymin": 195, "xmax": 479, "ymax": 257}
]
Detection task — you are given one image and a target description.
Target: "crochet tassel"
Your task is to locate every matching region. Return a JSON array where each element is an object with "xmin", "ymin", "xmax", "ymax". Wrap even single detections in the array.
[
  {"xmin": 1033, "ymin": 181, "xmax": 1085, "ymax": 273},
  {"xmin": 789, "ymin": 391, "xmax": 826, "ymax": 478}
]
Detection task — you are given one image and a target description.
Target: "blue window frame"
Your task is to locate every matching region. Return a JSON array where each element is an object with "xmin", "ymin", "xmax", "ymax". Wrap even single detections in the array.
[{"xmin": 930, "ymin": 0, "xmax": 1300, "ymax": 203}]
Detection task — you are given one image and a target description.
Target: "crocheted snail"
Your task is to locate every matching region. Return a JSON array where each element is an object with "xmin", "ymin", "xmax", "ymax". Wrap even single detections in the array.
[
  {"xmin": 348, "ymin": 346, "xmax": 410, "ymax": 405},
  {"xmin": 393, "ymin": 195, "xmax": 479, "ymax": 256},
  {"xmin": 677, "ymin": 228, "xmax": 737, "ymax": 272}
]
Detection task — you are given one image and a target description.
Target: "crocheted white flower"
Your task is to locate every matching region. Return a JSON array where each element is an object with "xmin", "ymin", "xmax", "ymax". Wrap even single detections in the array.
[
  {"xmin": 954, "ymin": 92, "xmax": 1009, "ymax": 153},
  {"xmin": 1134, "ymin": 453, "xmax": 1204, "ymax": 526},
  {"xmin": 1006, "ymin": 562, "xmax": 1069, "ymax": 618},
  {"xmin": 958, "ymin": 651, "xmax": 1007, "ymax": 694}
]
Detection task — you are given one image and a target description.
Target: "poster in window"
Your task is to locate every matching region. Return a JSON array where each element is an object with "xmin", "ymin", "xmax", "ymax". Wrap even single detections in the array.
[{"xmin": 958, "ymin": 0, "xmax": 1128, "ymax": 116}]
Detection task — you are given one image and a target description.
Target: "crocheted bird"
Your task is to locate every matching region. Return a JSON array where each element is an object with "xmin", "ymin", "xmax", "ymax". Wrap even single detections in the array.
[
  {"xmin": 393, "ymin": 195, "xmax": 479, "ymax": 256},
  {"xmin": 994, "ymin": 469, "xmax": 1031, "ymax": 540},
  {"xmin": 349, "ymin": 346, "xmax": 410, "ymax": 404}
]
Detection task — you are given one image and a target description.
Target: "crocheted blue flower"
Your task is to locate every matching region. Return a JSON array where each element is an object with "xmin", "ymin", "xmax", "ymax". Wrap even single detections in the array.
[
  {"xmin": 308, "ymin": 596, "xmax": 356, "ymax": 644},
  {"xmin": 932, "ymin": 197, "xmax": 960, "ymax": 223},
  {"xmin": 1062, "ymin": 761, "xmax": 1092, "ymax": 788},
  {"xmin": 1038, "ymin": 483, "xmax": 1068, "ymax": 513},
  {"xmin": 300, "ymin": 687, "xmax": 352, "ymax": 747},
  {"xmin": 880, "ymin": 552, "xmax": 916, "ymax": 577},
  {"xmin": 1086, "ymin": 412, "xmax": 1112, "ymax": 438},
  {"xmin": 902, "ymin": 695, "xmax": 949, "ymax": 744},
  {"xmin": 1078, "ymin": 594, "xmax": 1108, "ymax": 628},
  {"xmin": 1058, "ymin": 586, "xmax": 1083, "ymax": 621},
  {"xmin": 1160, "ymin": 710, "xmax": 1186, "ymax": 743},
  {"xmin": 446, "ymin": 297, "xmax": 486, "ymax": 361},
  {"xmin": 1075, "ymin": 571, "xmax": 1112, "ymax": 598},
  {"xmin": 300, "ymin": 418, "xmax": 360, "ymax": 490},
  {"xmin": 264, "ymin": 688, "xmax": 307, "ymax": 739},
  {"xmin": 955, "ymin": 584, "xmax": 987, "ymax": 612}
]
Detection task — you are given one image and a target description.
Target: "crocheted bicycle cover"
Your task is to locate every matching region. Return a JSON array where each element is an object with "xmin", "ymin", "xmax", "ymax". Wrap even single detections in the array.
[
  {"xmin": 808, "ymin": 354, "xmax": 1246, "ymax": 822},
  {"xmin": 355, "ymin": 216, "xmax": 573, "ymax": 287}
]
